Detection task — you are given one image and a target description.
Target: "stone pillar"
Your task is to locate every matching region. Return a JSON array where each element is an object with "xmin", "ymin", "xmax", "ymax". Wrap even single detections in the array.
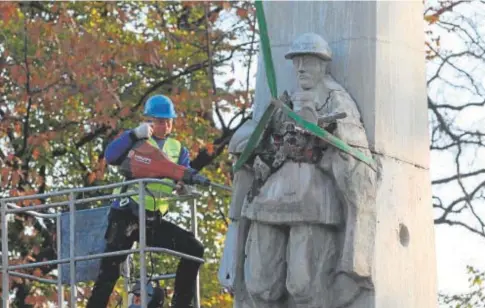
[{"xmin": 252, "ymin": 1, "xmax": 437, "ymax": 307}]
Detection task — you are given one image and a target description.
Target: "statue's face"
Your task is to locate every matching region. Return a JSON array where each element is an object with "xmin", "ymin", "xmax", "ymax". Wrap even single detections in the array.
[{"xmin": 292, "ymin": 55, "xmax": 325, "ymax": 90}]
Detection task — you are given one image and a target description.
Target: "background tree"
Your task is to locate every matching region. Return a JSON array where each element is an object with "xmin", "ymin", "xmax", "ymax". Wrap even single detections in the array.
[
  {"xmin": 439, "ymin": 266, "xmax": 485, "ymax": 307},
  {"xmin": 425, "ymin": 0, "xmax": 485, "ymax": 237},
  {"xmin": 0, "ymin": 1, "xmax": 256, "ymax": 307},
  {"xmin": 424, "ymin": 0, "xmax": 485, "ymax": 304}
]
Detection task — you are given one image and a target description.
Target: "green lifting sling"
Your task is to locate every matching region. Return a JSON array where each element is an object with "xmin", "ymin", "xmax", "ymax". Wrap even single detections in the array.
[{"xmin": 233, "ymin": 0, "xmax": 376, "ymax": 173}]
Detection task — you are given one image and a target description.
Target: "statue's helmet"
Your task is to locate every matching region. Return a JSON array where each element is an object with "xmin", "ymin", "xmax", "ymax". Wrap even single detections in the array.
[{"xmin": 284, "ymin": 32, "xmax": 332, "ymax": 61}]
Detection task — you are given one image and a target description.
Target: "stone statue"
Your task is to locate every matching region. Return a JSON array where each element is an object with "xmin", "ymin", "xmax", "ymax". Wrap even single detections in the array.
[
  {"xmin": 220, "ymin": 32, "xmax": 378, "ymax": 308},
  {"xmin": 218, "ymin": 119, "xmax": 256, "ymax": 300}
]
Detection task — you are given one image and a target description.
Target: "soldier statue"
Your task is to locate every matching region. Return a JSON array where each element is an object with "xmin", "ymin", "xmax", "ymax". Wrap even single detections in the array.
[{"xmin": 220, "ymin": 33, "xmax": 378, "ymax": 308}]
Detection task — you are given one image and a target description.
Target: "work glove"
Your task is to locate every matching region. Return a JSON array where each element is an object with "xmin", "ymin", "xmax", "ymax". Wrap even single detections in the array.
[
  {"xmin": 133, "ymin": 123, "xmax": 153, "ymax": 140},
  {"xmin": 191, "ymin": 173, "xmax": 211, "ymax": 186},
  {"xmin": 175, "ymin": 181, "xmax": 189, "ymax": 195},
  {"xmin": 182, "ymin": 170, "xmax": 211, "ymax": 186}
]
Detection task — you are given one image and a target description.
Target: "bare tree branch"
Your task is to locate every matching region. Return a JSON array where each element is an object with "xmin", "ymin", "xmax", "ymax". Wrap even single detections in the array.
[
  {"xmin": 204, "ymin": 1, "xmax": 217, "ymax": 96},
  {"xmin": 433, "ymin": 169, "xmax": 485, "ymax": 185},
  {"xmin": 135, "ymin": 41, "xmax": 253, "ymax": 110},
  {"xmin": 427, "ymin": 0, "xmax": 485, "ymax": 238}
]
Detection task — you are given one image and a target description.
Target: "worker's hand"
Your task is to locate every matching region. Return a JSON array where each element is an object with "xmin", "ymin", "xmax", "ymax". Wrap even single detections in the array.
[
  {"xmin": 175, "ymin": 181, "xmax": 188, "ymax": 195},
  {"xmin": 133, "ymin": 123, "xmax": 153, "ymax": 139}
]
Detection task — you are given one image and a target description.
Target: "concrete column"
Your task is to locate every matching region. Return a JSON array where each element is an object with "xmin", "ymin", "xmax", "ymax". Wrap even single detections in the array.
[{"xmin": 252, "ymin": 1, "xmax": 437, "ymax": 307}]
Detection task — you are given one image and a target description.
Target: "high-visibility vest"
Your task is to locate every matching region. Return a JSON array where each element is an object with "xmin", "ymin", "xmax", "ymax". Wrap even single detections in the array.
[{"xmin": 115, "ymin": 137, "xmax": 182, "ymax": 213}]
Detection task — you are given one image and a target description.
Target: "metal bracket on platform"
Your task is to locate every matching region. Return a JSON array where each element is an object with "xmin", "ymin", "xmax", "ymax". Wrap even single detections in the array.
[{"xmin": 0, "ymin": 178, "xmax": 220, "ymax": 308}]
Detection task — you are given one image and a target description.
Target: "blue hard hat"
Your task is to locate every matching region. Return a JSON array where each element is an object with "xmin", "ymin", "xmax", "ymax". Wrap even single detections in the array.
[{"xmin": 144, "ymin": 95, "xmax": 177, "ymax": 119}]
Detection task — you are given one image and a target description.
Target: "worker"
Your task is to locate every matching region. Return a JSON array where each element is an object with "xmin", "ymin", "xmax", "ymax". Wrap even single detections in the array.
[{"xmin": 86, "ymin": 94, "xmax": 204, "ymax": 308}]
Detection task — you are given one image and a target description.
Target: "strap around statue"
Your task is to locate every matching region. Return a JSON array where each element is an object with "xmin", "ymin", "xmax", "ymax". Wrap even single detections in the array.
[{"xmin": 233, "ymin": 0, "xmax": 376, "ymax": 173}]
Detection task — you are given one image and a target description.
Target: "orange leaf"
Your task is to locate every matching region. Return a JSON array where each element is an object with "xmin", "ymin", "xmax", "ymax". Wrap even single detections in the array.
[
  {"xmin": 87, "ymin": 172, "xmax": 96, "ymax": 184},
  {"xmin": 42, "ymin": 140, "xmax": 50, "ymax": 150},
  {"xmin": 35, "ymin": 175, "xmax": 44, "ymax": 186},
  {"xmin": 14, "ymin": 122, "xmax": 21, "ymax": 134},
  {"xmin": 32, "ymin": 148, "xmax": 40, "ymax": 160},
  {"xmin": 120, "ymin": 106, "xmax": 131, "ymax": 117},
  {"xmin": 424, "ymin": 14, "xmax": 439, "ymax": 24},
  {"xmin": 32, "ymin": 245, "xmax": 41, "ymax": 255},
  {"xmin": 108, "ymin": 118, "xmax": 118, "ymax": 129},
  {"xmin": 48, "ymin": 291, "xmax": 59, "ymax": 302},
  {"xmin": 0, "ymin": 4, "xmax": 17, "ymax": 24},
  {"xmin": 1, "ymin": 168, "xmax": 9, "ymax": 188},
  {"xmin": 11, "ymin": 170, "xmax": 20, "ymax": 187},
  {"xmin": 206, "ymin": 143, "xmax": 214, "ymax": 155},
  {"xmin": 33, "ymin": 268, "xmax": 42, "ymax": 277},
  {"xmin": 25, "ymin": 295, "xmax": 36, "ymax": 305},
  {"xmin": 182, "ymin": 1, "xmax": 197, "ymax": 8},
  {"xmin": 95, "ymin": 170, "xmax": 104, "ymax": 181},
  {"xmin": 46, "ymin": 131, "xmax": 56, "ymax": 139}
]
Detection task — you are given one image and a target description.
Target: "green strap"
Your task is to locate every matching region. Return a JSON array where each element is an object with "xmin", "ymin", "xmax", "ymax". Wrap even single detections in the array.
[
  {"xmin": 271, "ymin": 100, "xmax": 377, "ymax": 170},
  {"xmin": 233, "ymin": 0, "xmax": 276, "ymax": 172},
  {"xmin": 255, "ymin": 0, "xmax": 277, "ymax": 98},
  {"xmin": 233, "ymin": 0, "xmax": 376, "ymax": 173}
]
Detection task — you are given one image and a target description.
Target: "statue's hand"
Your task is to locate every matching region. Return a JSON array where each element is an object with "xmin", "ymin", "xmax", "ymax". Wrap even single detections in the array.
[
  {"xmin": 291, "ymin": 91, "xmax": 316, "ymax": 110},
  {"xmin": 324, "ymin": 122, "xmax": 337, "ymax": 134},
  {"xmin": 318, "ymin": 147, "xmax": 334, "ymax": 173},
  {"xmin": 291, "ymin": 91, "xmax": 319, "ymax": 124}
]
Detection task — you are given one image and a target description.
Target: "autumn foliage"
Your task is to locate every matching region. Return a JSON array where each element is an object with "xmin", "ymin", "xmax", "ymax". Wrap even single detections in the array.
[{"xmin": 0, "ymin": 1, "xmax": 255, "ymax": 307}]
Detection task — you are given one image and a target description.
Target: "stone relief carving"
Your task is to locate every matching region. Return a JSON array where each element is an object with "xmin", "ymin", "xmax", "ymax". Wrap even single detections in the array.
[{"xmin": 219, "ymin": 32, "xmax": 378, "ymax": 308}]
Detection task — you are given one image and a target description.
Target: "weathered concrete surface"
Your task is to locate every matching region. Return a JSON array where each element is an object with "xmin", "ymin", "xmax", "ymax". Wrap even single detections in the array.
[
  {"xmin": 372, "ymin": 155, "xmax": 436, "ymax": 308},
  {"xmin": 251, "ymin": 1, "xmax": 437, "ymax": 307}
]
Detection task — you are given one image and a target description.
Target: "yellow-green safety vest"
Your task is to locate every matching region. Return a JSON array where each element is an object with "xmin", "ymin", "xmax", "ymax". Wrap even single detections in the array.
[{"xmin": 115, "ymin": 137, "xmax": 182, "ymax": 213}]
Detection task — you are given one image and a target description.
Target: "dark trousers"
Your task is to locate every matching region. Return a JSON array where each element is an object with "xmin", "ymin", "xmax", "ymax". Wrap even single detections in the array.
[{"xmin": 86, "ymin": 207, "xmax": 204, "ymax": 308}]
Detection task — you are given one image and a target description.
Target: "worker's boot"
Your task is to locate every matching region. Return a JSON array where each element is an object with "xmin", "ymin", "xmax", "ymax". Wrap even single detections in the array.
[
  {"xmin": 171, "ymin": 293, "xmax": 194, "ymax": 308},
  {"xmin": 171, "ymin": 258, "xmax": 201, "ymax": 308}
]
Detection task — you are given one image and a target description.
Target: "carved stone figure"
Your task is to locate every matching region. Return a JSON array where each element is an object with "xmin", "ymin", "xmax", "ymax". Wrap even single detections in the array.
[
  {"xmin": 220, "ymin": 32, "xmax": 378, "ymax": 308},
  {"xmin": 218, "ymin": 120, "xmax": 256, "ymax": 302}
]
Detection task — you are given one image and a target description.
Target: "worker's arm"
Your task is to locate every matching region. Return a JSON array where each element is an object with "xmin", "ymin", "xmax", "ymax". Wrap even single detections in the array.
[
  {"xmin": 175, "ymin": 146, "xmax": 193, "ymax": 194},
  {"xmin": 178, "ymin": 147, "xmax": 191, "ymax": 168},
  {"xmin": 105, "ymin": 124, "xmax": 152, "ymax": 165},
  {"xmin": 104, "ymin": 130, "xmax": 138, "ymax": 166}
]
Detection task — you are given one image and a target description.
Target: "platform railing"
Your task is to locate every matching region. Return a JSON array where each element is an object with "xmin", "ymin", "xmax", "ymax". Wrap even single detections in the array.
[{"xmin": 0, "ymin": 178, "xmax": 205, "ymax": 308}]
